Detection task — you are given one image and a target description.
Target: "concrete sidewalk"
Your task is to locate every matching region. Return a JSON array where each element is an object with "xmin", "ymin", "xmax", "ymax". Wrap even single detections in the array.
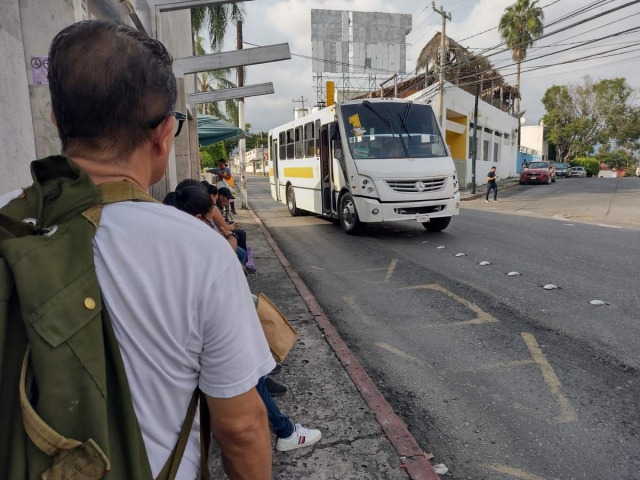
[
  {"xmin": 459, "ymin": 178, "xmax": 520, "ymax": 201},
  {"xmin": 207, "ymin": 210, "xmax": 413, "ymax": 480}
]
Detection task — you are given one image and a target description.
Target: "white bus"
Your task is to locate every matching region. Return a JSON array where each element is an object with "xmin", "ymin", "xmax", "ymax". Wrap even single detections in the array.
[{"xmin": 268, "ymin": 98, "xmax": 460, "ymax": 234}]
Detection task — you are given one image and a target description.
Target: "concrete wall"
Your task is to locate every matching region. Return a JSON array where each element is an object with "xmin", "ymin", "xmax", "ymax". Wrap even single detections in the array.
[
  {"xmin": 410, "ymin": 82, "xmax": 520, "ymax": 187},
  {"xmin": 0, "ymin": 0, "xmax": 36, "ymax": 194}
]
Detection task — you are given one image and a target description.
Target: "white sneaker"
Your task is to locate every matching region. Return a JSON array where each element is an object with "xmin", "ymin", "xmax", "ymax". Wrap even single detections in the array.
[
  {"xmin": 485, "ymin": 200, "xmax": 489, "ymax": 203},
  {"xmin": 276, "ymin": 424, "xmax": 322, "ymax": 452}
]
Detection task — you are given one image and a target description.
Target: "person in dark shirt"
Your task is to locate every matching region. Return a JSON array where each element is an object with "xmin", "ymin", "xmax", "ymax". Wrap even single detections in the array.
[{"xmin": 486, "ymin": 166, "xmax": 499, "ymax": 202}]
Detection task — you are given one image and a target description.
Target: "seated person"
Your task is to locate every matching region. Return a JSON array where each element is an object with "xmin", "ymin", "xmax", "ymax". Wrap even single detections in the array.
[
  {"xmin": 217, "ymin": 187, "xmax": 237, "ymax": 224},
  {"xmin": 168, "ymin": 186, "xmax": 248, "ymax": 267},
  {"xmin": 203, "ymin": 183, "xmax": 255, "ymax": 274}
]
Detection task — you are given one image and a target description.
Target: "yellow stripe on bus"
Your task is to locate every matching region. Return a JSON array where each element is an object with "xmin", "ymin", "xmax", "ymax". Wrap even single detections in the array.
[{"xmin": 283, "ymin": 167, "xmax": 315, "ymax": 178}]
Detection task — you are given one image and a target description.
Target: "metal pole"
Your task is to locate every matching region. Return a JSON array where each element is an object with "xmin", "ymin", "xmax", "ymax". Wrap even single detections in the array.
[
  {"xmin": 237, "ymin": 20, "xmax": 248, "ymax": 208},
  {"xmin": 471, "ymin": 75, "xmax": 481, "ymax": 195},
  {"xmin": 394, "ymin": 75, "xmax": 398, "ymax": 98},
  {"xmin": 432, "ymin": 2, "xmax": 451, "ymax": 130}
]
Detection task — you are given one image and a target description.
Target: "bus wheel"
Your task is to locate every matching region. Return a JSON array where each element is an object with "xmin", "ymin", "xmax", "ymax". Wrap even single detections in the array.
[
  {"xmin": 287, "ymin": 185, "xmax": 301, "ymax": 217},
  {"xmin": 340, "ymin": 193, "xmax": 364, "ymax": 234},
  {"xmin": 423, "ymin": 216, "xmax": 451, "ymax": 232}
]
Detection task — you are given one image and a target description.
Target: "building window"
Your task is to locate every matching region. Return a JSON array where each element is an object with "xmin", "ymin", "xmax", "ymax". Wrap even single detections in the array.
[
  {"xmin": 279, "ymin": 132, "xmax": 286, "ymax": 160},
  {"xmin": 503, "ymin": 133, "xmax": 510, "ymax": 145},
  {"xmin": 304, "ymin": 122, "xmax": 315, "ymax": 157},
  {"xmin": 483, "ymin": 140, "xmax": 489, "ymax": 161},
  {"xmin": 295, "ymin": 126, "xmax": 304, "ymax": 159},
  {"xmin": 286, "ymin": 129, "xmax": 294, "ymax": 159},
  {"xmin": 494, "ymin": 142, "xmax": 499, "ymax": 162}
]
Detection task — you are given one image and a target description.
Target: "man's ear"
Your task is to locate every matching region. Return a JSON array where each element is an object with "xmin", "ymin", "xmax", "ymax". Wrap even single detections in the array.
[
  {"xmin": 50, "ymin": 111, "xmax": 58, "ymax": 127},
  {"xmin": 153, "ymin": 116, "xmax": 175, "ymax": 156},
  {"xmin": 195, "ymin": 213, "xmax": 203, "ymax": 220}
]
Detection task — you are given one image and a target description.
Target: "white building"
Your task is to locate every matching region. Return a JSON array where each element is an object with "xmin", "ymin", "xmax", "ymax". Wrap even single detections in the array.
[
  {"xmin": 408, "ymin": 81, "xmax": 520, "ymax": 188},
  {"xmin": 231, "ymin": 147, "xmax": 269, "ymax": 175},
  {"xmin": 520, "ymin": 121, "xmax": 549, "ymax": 159}
]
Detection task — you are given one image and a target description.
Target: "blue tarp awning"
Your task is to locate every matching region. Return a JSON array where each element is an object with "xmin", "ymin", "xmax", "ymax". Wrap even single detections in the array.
[{"xmin": 197, "ymin": 115, "xmax": 250, "ymax": 147}]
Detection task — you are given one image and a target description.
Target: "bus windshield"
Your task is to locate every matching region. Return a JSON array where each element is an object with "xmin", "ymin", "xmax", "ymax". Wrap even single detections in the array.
[{"xmin": 340, "ymin": 101, "xmax": 447, "ymax": 160}]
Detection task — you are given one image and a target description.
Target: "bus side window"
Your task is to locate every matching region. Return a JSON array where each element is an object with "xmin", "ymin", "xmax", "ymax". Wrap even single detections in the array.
[
  {"xmin": 304, "ymin": 122, "xmax": 314, "ymax": 157},
  {"xmin": 315, "ymin": 120, "xmax": 321, "ymax": 156},
  {"xmin": 279, "ymin": 132, "xmax": 286, "ymax": 160},
  {"xmin": 295, "ymin": 126, "xmax": 303, "ymax": 159},
  {"xmin": 286, "ymin": 129, "xmax": 294, "ymax": 159}
]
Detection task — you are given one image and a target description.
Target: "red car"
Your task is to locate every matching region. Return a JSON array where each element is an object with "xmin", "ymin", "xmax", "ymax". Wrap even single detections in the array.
[{"xmin": 520, "ymin": 161, "xmax": 556, "ymax": 185}]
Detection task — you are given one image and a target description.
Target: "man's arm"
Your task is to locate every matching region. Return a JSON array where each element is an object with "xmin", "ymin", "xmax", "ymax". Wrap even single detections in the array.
[{"xmin": 207, "ymin": 389, "xmax": 272, "ymax": 480}]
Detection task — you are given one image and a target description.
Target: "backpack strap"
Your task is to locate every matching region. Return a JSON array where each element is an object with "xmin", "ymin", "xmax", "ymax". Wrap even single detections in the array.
[{"xmin": 82, "ymin": 181, "xmax": 160, "ymax": 229}]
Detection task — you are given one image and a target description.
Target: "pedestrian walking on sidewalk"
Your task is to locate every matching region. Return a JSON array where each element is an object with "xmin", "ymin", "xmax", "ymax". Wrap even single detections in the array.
[{"xmin": 486, "ymin": 166, "xmax": 499, "ymax": 202}]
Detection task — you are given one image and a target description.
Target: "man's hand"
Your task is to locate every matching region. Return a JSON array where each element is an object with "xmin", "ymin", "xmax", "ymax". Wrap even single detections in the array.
[{"xmin": 206, "ymin": 388, "xmax": 272, "ymax": 480}]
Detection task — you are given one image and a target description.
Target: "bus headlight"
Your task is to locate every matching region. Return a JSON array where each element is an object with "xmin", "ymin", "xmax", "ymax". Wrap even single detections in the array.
[{"xmin": 360, "ymin": 176, "xmax": 376, "ymax": 196}]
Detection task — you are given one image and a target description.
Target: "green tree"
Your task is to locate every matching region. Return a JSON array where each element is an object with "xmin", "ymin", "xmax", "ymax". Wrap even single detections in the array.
[
  {"xmin": 200, "ymin": 142, "xmax": 227, "ymax": 171},
  {"xmin": 191, "ymin": 3, "xmax": 245, "ymax": 52},
  {"xmin": 498, "ymin": 0, "xmax": 544, "ymax": 113},
  {"xmin": 542, "ymin": 77, "xmax": 638, "ymax": 161},
  {"xmin": 194, "ymin": 36, "xmax": 238, "ymax": 124}
]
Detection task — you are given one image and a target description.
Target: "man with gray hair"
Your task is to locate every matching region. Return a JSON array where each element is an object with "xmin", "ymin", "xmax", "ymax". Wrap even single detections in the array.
[{"xmin": 1, "ymin": 20, "xmax": 273, "ymax": 480}]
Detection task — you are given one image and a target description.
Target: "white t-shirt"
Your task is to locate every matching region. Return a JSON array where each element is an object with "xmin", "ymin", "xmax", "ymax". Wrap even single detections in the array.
[{"xmin": 0, "ymin": 191, "xmax": 275, "ymax": 480}]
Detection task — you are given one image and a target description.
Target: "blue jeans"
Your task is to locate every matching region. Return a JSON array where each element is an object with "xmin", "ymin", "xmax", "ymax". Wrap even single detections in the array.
[
  {"xmin": 236, "ymin": 246, "xmax": 247, "ymax": 265},
  {"xmin": 486, "ymin": 182, "xmax": 498, "ymax": 200},
  {"xmin": 256, "ymin": 376, "xmax": 294, "ymax": 439}
]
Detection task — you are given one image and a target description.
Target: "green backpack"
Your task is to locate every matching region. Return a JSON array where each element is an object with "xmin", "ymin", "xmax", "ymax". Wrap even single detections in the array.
[{"xmin": 0, "ymin": 156, "xmax": 210, "ymax": 480}]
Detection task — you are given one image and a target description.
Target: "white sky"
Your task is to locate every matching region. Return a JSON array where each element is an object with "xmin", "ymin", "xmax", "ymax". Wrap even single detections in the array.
[{"xmin": 211, "ymin": 0, "xmax": 640, "ymax": 133}]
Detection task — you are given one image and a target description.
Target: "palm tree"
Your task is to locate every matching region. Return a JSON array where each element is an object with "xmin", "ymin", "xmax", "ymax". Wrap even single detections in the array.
[
  {"xmin": 498, "ymin": 0, "xmax": 544, "ymax": 113},
  {"xmin": 195, "ymin": 37, "xmax": 239, "ymax": 124},
  {"xmin": 191, "ymin": 3, "xmax": 245, "ymax": 52}
]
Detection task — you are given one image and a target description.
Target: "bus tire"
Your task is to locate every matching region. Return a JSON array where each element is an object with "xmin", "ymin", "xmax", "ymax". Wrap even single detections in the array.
[
  {"xmin": 423, "ymin": 216, "xmax": 451, "ymax": 232},
  {"xmin": 286, "ymin": 185, "xmax": 301, "ymax": 217},
  {"xmin": 340, "ymin": 193, "xmax": 365, "ymax": 235}
]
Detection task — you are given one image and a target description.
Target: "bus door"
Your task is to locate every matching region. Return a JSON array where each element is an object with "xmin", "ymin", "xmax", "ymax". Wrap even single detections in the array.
[
  {"xmin": 271, "ymin": 137, "xmax": 281, "ymax": 201},
  {"xmin": 319, "ymin": 124, "xmax": 332, "ymax": 215}
]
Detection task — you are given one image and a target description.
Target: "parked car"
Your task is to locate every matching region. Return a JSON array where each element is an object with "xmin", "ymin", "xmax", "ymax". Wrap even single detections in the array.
[
  {"xmin": 554, "ymin": 162, "xmax": 571, "ymax": 177},
  {"xmin": 520, "ymin": 161, "xmax": 556, "ymax": 185},
  {"xmin": 570, "ymin": 166, "xmax": 587, "ymax": 178}
]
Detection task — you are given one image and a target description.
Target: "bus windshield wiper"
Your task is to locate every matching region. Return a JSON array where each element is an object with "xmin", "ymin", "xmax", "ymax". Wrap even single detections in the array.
[{"xmin": 362, "ymin": 101, "xmax": 393, "ymax": 131}]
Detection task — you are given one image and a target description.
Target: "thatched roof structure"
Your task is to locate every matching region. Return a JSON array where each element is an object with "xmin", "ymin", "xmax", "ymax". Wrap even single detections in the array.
[{"xmin": 416, "ymin": 32, "xmax": 510, "ymax": 97}]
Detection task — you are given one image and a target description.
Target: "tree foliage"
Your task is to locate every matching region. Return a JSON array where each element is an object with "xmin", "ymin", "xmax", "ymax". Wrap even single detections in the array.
[
  {"xmin": 200, "ymin": 142, "xmax": 227, "ymax": 170},
  {"xmin": 191, "ymin": 3, "xmax": 245, "ymax": 52},
  {"xmin": 570, "ymin": 158, "xmax": 600, "ymax": 176},
  {"xmin": 498, "ymin": 0, "xmax": 544, "ymax": 112},
  {"xmin": 542, "ymin": 76, "xmax": 639, "ymax": 161}
]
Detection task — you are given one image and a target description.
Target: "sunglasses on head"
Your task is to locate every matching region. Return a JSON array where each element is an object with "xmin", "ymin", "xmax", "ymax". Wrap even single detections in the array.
[{"xmin": 149, "ymin": 111, "xmax": 186, "ymax": 137}]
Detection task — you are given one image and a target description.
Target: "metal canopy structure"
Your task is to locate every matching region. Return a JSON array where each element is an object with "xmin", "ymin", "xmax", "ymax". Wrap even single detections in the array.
[
  {"xmin": 173, "ymin": 44, "xmax": 291, "ymax": 77},
  {"xmin": 188, "ymin": 83, "xmax": 274, "ymax": 104},
  {"xmin": 197, "ymin": 115, "xmax": 250, "ymax": 147}
]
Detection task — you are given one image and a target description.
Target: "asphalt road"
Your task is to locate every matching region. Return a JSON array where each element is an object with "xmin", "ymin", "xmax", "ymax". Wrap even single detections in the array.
[{"xmin": 246, "ymin": 176, "xmax": 640, "ymax": 480}]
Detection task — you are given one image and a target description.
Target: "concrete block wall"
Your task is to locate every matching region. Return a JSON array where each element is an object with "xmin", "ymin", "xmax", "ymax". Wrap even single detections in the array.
[{"xmin": 0, "ymin": 0, "xmax": 36, "ymax": 194}]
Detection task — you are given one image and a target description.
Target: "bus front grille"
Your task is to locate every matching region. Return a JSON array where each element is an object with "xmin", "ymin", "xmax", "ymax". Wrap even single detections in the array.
[{"xmin": 385, "ymin": 178, "xmax": 447, "ymax": 193}]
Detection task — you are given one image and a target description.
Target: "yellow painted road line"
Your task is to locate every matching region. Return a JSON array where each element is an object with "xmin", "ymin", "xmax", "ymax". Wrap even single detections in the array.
[
  {"xmin": 400, "ymin": 284, "xmax": 500, "ymax": 325},
  {"xmin": 480, "ymin": 463, "xmax": 557, "ymax": 480},
  {"xmin": 343, "ymin": 296, "xmax": 371, "ymax": 325},
  {"xmin": 384, "ymin": 259, "xmax": 398, "ymax": 283},
  {"xmin": 375, "ymin": 342, "xmax": 419, "ymax": 361},
  {"xmin": 521, "ymin": 332, "xmax": 577, "ymax": 423},
  {"xmin": 283, "ymin": 167, "xmax": 315, "ymax": 178},
  {"xmin": 309, "ymin": 265, "xmax": 326, "ymax": 271}
]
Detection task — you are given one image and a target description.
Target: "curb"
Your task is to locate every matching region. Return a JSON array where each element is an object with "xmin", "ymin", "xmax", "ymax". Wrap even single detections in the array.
[
  {"xmin": 460, "ymin": 182, "xmax": 520, "ymax": 201},
  {"xmin": 248, "ymin": 208, "xmax": 440, "ymax": 480}
]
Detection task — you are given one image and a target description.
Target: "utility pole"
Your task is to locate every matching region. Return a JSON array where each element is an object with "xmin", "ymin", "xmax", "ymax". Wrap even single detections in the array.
[
  {"xmin": 432, "ymin": 2, "xmax": 451, "ymax": 130},
  {"xmin": 292, "ymin": 97, "xmax": 308, "ymax": 118},
  {"xmin": 471, "ymin": 74, "xmax": 482, "ymax": 194},
  {"xmin": 237, "ymin": 20, "xmax": 248, "ymax": 208}
]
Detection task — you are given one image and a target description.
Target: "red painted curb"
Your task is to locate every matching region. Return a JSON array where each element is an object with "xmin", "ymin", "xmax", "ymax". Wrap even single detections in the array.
[
  {"xmin": 460, "ymin": 182, "xmax": 520, "ymax": 201},
  {"xmin": 248, "ymin": 209, "xmax": 441, "ymax": 480}
]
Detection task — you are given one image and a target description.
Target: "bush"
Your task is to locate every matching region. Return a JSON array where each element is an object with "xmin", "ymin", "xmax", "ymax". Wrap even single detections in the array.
[
  {"xmin": 625, "ymin": 166, "xmax": 638, "ymax": 177},
  {"xmin": 571, "ymin": 157, "xmax": 600, "ymax": 176}
]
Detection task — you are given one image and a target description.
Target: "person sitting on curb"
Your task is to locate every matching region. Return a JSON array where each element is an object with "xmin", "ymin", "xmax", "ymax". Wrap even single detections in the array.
[
  {"xmin": 210, "ymin": 159, "xmax": 237, "ymax": 215},
  {"xmin": 167, "ymin": 186, "xmax": 248, "ymax": 268},
  {"xmin": 203, "ymin": 182, "xmax": 256, "ymax": 274}
]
